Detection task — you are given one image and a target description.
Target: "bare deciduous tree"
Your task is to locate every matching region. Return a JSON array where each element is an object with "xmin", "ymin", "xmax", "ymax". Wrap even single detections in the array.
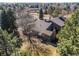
[
  {"xmin": 16, "ymin": 12, "xmax": 35, "ymax": 32},
  {"xmin": 16, "ymin": 12, "xmax": 36, "ymax": 41}
]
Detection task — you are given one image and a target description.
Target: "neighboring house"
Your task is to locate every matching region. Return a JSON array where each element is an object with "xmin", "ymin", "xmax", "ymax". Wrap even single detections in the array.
[{"xmin": 70, "ymin": 4, "xmax": 77, "ymax": 12}]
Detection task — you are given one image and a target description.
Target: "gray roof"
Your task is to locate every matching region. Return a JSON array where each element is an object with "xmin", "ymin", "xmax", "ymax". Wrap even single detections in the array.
[
  {"xmin": 51, "ymin": 17, "xmax": 64, "ymax": 27},
  {"xmin": 32, "ymin": 20, "xmax": 52, "ymax": 36},
  {"xmin": 32, "ymin": 17, "xmax": 65, "ymax": 36}
]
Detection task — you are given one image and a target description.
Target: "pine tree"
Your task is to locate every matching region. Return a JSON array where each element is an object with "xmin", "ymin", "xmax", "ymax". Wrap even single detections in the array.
[
  {"xmin": 39, "ymin": 8, "xmax": 43, "ymax": 20},
  {"xmin": 48, "ymin": 6, "xmax": 55, "ymax": 16},
  {"xmin": 6, "ymin": 8, "xmax": 16, "ymax": 33},
  {"xmin": 52, "ymin": 8, "xmax": 60, "ymax": 17},
  {"xmin": 1, "ymin": 8, "xmax": 16, "ymax": 33},
  {"xmin": 1, "ymin": 9, "xmax": 9, "ymax": 30},
  {"xmin": 0, "ymin": 29, "xmax": 19, "ymax": 56}
]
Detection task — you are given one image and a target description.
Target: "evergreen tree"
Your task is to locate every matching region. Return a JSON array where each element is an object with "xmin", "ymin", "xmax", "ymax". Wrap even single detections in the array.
[
  {"xmin": 39, "ymin": 8, "xmax": 43, "ymax": 20},
  {"xmin": 6, "ymin": 8, "xmax": 16, "ymax": 33},
  {"xmin": 48, "ymin": 6, "xmax": 60, "ymax": 17},
  {"xmin": 1, "ymin": 9, "xmax": 9, "ymax": 30},
  {"xmin": 52, "ymin": 8, "xmax": 60, "ymax": 17},
  {"xmin": 0, "ymin": 29, "xmax": 19, "ymax": 56},
  {"xmin": 57, "ymin": 10, "xmax": 79, "ymax": 56},
  {"xmin": 48, "ymin": 6, "xmax": 55, "ymax": 16},
  {"xmin": 1, "ymin": 8, "xmax": 16, "ymax": 33}
]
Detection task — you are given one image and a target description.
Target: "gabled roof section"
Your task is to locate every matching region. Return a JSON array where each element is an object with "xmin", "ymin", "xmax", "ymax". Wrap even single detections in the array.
[{"xmin": 51, "ymin": 17, "xmax": 64, "ymax": 27}]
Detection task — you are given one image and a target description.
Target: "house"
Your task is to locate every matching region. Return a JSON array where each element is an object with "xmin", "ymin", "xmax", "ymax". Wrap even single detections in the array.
[
  {"xmin": 31, "ymin": 20, "xmax": 54, "ymax": 42},
  {"xmin": 15, "ymin": 8, "xmax": 65, "ymax": 43},
  {"xmin": 31, "ymin": 17, "xmax": 65, "ymax": 42}
]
